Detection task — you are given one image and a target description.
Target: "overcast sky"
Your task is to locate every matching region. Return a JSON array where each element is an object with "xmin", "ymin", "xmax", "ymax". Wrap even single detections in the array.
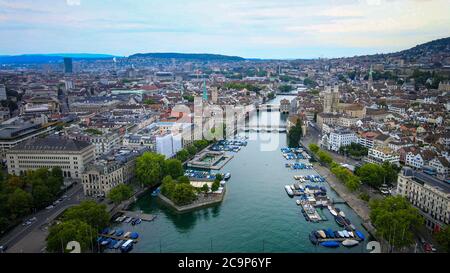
[{"xmin": 0, "ymin": 0, "xmax": 449, "ymax": 59}]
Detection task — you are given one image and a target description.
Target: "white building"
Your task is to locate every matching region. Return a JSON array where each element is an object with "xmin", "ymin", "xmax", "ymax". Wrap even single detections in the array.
[
  {"xmin": 156, "ymin": 133, "xmax": 183, "ymax": 159},
  {"xmin": 326, "ymin": 128, "xmax": 357, "ymax": 152},
  {"xmin": 396, "ymin": 168, "xmax": 450, "ymax": 231},
  {"xmin": 428, "ymin": 157, "xmax": 449, "ymax": 178},
  {"xmin": 406, "ymin": 152, "xmax": 425, "ymax": 169},
  {"xmin": 367, "ymin": 145, "xmax": 400, "ymax": 165},
  {"xmin": 6, "ymin": 136, "xmax": 95, "ymax": 178}
]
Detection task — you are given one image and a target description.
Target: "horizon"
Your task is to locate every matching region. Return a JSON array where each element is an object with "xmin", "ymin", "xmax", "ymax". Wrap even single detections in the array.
[{"xmin": 1, "ymin": 0, "xmax": 450, "ymax": 59}]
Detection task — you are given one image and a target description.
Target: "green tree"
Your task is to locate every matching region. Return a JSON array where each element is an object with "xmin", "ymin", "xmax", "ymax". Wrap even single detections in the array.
[
  {"xmin": 317, "ymin": 150, "xmax": 333, "ymax": 165},
  {"xmin": 287, "ymin": 119, "xmax": 303, "ymax": 148},
  {"xmin": 63, "ymin": 201, "xmax": 109, "ymax": 231},
  {"xmin": 176, "ymin": 149, "xmax": 190, "ymax": 162},
  {"xmin": 31, "ymin": 182, "xmax": 53, "ymax": 208},
  {"xmin": 177, "ymin": 176, "xmax": 190, "ymax": 184},
  {"xmin": 136, "ymin": 152, "xmax": 166, "ymax": 187},
  {"xmin": 278, "ymin": 84, "xmax": 293, "ymax": 93},
  {"xmin": 46, "ymin": 220, "xmax": 96, "ymax": 253},
  {"xmin": 201, "ymin": 184, "xmax": 209, "ymax": 194},
  {"xmin": 107, "ymin": 184, "xmax": 133, "ymax": 205},
  {"xmin": 7, "ymin": 188, "xmax": 32, "ymax": 218},
  {"xmin": 356, "ymin": 163, "xmax": 386, "ymax": 188},
  {"xmin": 164, "ymin": 159, "xmax": 184, "ymax": 179},
  {"xmin": 211, "ymin": 180, "xmax": 220, "ymax": 192},
  {"xmin": 434, "ymin": 226, "xmax": 450, "ymax": 253},
  {"xmin": 172, "ymin": 183, "xmax": 197, "ymax": 206},
  {"xmin": 309, "ymin": 144, "xmax": 320, "ymax": 154},
  {"xmin": 186, "ymin": 145, "xmax": 197, "ymax": 156},
  {"xmin": 160, "ymin": 176, "xmax": 176, "ymax": 198},
  {"xmin": 369, "ymin": 196, "xmax": 423, "ymax": 250}
]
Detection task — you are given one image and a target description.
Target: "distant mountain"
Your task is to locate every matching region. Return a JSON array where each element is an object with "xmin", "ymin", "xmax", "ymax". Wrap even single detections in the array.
[
  {"xmin": 0, "ymin": 53, "xmax": 118, "ymax": 64},
  {"xmin": 129, "ymin": 52, "xmax": 244, "ymax": 61}
]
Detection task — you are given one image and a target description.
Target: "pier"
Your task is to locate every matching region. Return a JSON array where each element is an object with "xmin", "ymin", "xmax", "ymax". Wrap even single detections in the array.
[{"xmin": 119, "ymin": 211, "xmax": 157, "ymax": 222}]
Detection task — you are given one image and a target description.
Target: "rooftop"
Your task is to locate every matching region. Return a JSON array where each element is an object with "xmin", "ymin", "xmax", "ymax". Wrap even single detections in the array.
[{"xmin": 10, "ymin": 136, "xmax": 92, "ymax": 152}]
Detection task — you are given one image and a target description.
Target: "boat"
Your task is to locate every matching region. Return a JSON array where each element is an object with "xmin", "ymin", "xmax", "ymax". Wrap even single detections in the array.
[
  {"xmin": 335, "ymin": 216, "xmax": 346, "ymax": 227},
  {"xmin": 120, "ymin": 239, "xmax": 134, "ymax": 253},
  {"xmin": 108, "ymin": 229, "xmax": 116, "ymax": 236},
  {"xmin": 296, "ymin": 200, "xmax": 301, "ymax": 205},
  {"xmin": 339, "ymin": 211, "xmax": 346, "ymax": 218},
  {"xmin": 151, "ymin": 188, "xmax": 160, "ymax": 197},
  {"xmin": 349, "ymin": 224, "xmax": 356, "ymax": 230},
  {"xmin": 124, "ymin": 217, "xmax": 132, "ymax": 223},
  {"xmin": 317, "ymin": 230, "xmax": 326, "ymax": 239},
  {"xmin": 320, "ymin": 241, "xmax": 340, "ymax": 248},
  {"xmin": 326, "ymin": 228, "xmax": 334, "ymax": 238},
  {"xmin": 115, "ymin": 229, "xmax": 124, "ymax": 236},
  {"xmin": 134, "ymin": 218, "xmax": 142, "ymax": 225},
  {"xmin": 224, "ymin": 173, "xmax": 231, "ymax": 180},
  {"xmin": 285, "ymin": 185, "xmax": 294, "ymax": 197},
  {"xmin": 309, "ymin": 232, "xmax": 318, "ymax": 245},
  {"xmin": 328, "ymin": 206, "xmax": 338, "ymax": 217},
  {"xmin": 101, "ymin": 228, "xmax": 110, "ymax": 235},
  {"xmin": 334, "ymin": 231, "xmax": 341, "ymax": 238},
  {"xmin": 355, "ymin": 230, "xmax": 365, "ymax": 241},
  {"xmin": 108, "ymin": 239, "xmax": 118, "ymax": 249},
  {"xmin": 342, "ymin": 230, "xmax": 350, "ymax": 238},
  {"xmin": 123, "ymin": 232, "xmax": 131, "ymax": 238},
  {"xmin": 348, "ymin": 231, "xmax": 354, "ymax": 238},
  {"xmin": 100, "ymin": 238, "xmax": 111, "ymax": 246},
  {"xmin": 342, "ymin": 239, "xmax": 359, "ymax": 247},
  {"xmin": 338, "ymin": 231, "xmax": 345, "ymax": 237},
  {"xmin": 113, "ymin": 240, "xmax": 124, "ymax": 249},
  {"xmin": 129, "ymin": 232, "xmax": 139, "ymax": 239}
]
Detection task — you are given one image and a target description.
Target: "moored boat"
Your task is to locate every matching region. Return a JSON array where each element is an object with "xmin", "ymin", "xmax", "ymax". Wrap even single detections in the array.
[
  {"xmin": 355, "ymin": 230, "xmax": 365, "ymax": 241},
  {"xmin": 342, "ymin": 230, "xmax": 350, "ymax": 238},
  {"xmin": 342, "ymin": 239, "xmax": 359, "ymax": 247},
  {"xmin": 317, "ymin": 230, "xmax": 326, "ymax": 239},
  {"xmin": 309, "ymin": 232, "xmax": 318, "ymax": 245},
  {"xmin": 296, "ymin": 200, "xmax": 301, "ymax": 205},
  {"xmin": 335, "ymin": 216, "xmax": 346, "ymax": 226},
  {"xmin": 339, "ymin": 211, "xmax": 346, "ymax": 218},
  {"xmin": 285, "ymin": 185, "xmax": 294, "ymax": 197},
  {"xmin": 320, "ymin": 241, "xmax": 340, "ymax": 248}
]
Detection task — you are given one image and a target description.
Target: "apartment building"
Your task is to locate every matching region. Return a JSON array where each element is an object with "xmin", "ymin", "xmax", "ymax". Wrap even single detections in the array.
[{"xmin": 366, "ymin": 145, "xmax": 400, "ymax": 165}]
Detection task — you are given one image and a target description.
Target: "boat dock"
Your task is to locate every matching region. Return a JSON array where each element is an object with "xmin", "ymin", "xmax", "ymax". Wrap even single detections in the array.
[{"xmin": 119, "ymin": 211, "xmax": 157, "ymax": 222}]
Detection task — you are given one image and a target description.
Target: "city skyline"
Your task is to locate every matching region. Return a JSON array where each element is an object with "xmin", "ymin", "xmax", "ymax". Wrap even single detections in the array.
[{"xmin": 1, "ymin": 0, "xmax": 450, "ymax": 59}]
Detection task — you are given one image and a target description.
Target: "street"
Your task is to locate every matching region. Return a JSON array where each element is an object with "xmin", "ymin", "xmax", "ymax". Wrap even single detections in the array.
[{"xmin": 0, "ymin": 183, "xmax": 86, "ymax": 253}]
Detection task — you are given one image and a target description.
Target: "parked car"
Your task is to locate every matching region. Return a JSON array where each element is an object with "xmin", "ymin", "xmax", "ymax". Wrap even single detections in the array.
[
  {"xmin": 46, "ymin": 205, "xmax": 54, "ymax": 210},
  {"xmin": 22, "ymin": 221, "xmax": 32, "ymax": 226},
  {"xmin": 28, "ymin": 217, "xmax": 37, "ymax": 222}
]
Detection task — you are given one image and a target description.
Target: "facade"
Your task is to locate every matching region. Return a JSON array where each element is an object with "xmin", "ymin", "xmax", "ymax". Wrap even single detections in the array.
[
  {"xmin": 406, "ymin": 152, "xmax": 425, "ymax": 169},
  {"xmin": 82, "ymin": 147, "xmax": 148, "ymax": 197},
  {"xmin": 280, "ymin": 98, "xmax": 290, "ymax": 114},
  {"xmin": 428, "ymin": 157, "xmax": 450, "ymax": 178},
  {"xmin": 6, "ymin": 137, "xmax": 95, "ymax": 178},
  {"xmin": 64, "ymin": 57, "xmax": 73, "ymax": 74},
  {"xmin": 366, "ymin": 145, "xmax": 400, "ymax": 165},
  {"xmin": 326, "ymin": 128, "xmax": 357, "ymax": 152},
  {"xmin": 322, "ymin": 86, "xmax": 339, "ymax": 113},
  {"xmin": 397, "ymin": 168, "xmax": 450, "ymax": 231}
]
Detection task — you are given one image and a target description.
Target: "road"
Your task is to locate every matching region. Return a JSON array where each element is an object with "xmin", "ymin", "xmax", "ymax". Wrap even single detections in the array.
[{"xmin": 0, "ymin": 183, "xmax": 86, "ymax": 253}]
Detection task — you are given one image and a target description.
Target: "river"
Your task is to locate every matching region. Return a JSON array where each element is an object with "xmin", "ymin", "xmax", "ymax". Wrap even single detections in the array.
[{"xmin": 114, "ymin": 94, "xmax": 369, "ymax": 253}]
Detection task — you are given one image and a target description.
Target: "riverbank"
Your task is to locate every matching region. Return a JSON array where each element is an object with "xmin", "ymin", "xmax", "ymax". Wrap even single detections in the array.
[{"xmin": 157, "ymin": 189, "xmax": 225, "ymax": 213}]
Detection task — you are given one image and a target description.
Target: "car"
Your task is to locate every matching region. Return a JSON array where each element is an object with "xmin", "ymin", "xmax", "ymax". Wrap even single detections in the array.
[
  {"xmin": 46, "ymin": 205, "xmax": 54, "ymax": 210},
  {"xmin": 53, "ymin": 200, "xmax": 60, "ymax": 205},
  {"xmin": 28, "ymin": 217, "xmax": 37, "ymax": 222},
  {"xmin": 62, "ymin": 195, "xmax": 68, "ymax": 199},
  {"xmin": 22, "ymin": 221, "xmax": 32, "ymax": 226}
]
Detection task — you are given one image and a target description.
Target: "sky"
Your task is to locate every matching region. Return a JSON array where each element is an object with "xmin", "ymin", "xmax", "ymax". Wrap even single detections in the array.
[{"xmin": 0, "ymin": 0, "xmax": 449, "ymax": 59}]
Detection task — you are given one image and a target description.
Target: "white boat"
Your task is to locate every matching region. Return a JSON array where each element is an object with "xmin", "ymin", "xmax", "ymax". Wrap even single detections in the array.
[
  {"xmin": 342, "ymin": 239, "xmax": 359, "ymax": 247},
  {"xmin": 296, "ymin": 200, "xmax": 301, "ymax": 205},
  {"xmin": 290, "ymin": 185, "xmax": 296, "ymax": 191},
  {"xmin": 343, "ymin": 230, "xmax": 350, "ymax": 238},
  {"xmin": 348, "ymin": 231, "xmax": 354, "ymax": 238},
  {"xmin": 317, "ymin": 230, "xmax": 326, "ymax": 239},
  {"xmin": 338, "ymin": 231, "xmax": 345, "ymax": 237},
  {"xmin": 285, "ymin": 185, "xmax": 294, "ymax": 197},
  {"xmin": 339, "ymin": 211, "xmax": 346, "ymax": 218},
  {"xmin": 328, "ymin": 207, "xmax": 338, "ymax": 217}
]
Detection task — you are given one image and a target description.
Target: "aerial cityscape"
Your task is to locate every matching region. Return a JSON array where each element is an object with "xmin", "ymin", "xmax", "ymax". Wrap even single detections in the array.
[{"xmin": 0, "ymin": 0, "xmax": 449, "ymax": 260}]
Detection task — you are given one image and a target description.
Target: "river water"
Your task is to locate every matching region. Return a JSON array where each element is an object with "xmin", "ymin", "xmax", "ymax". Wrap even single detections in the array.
[{"xmin": 115, "ymin": 95, "xmax": 369, "ymax": 253}]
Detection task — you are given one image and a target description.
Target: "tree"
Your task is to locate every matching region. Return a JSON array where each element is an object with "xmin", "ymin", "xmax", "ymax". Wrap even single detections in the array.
[
  {"xmin": 107, "ymin": 184, "xmax": 133, "ymax": 205},
  {"xmin": 176, "ymin": 149, "xmax": 190, "ymax": 162},
  {"xmin": 278, "ymin": 84, "xmax": 293, "ymax": 93},
  {"xmin": 177, "ymin": 176, "xmax": 190, "ymax": 184},
  {"xmin": 136, "ymin": 152, "xmax": 166, "ymax": 187},
  {"xmin": 287, "ymin": 119, "xmax": 303, "ymax": 148},
  {"xmin": 215, "ymin": 173, "xmax": 223, "ymax": 182},
  {"xmin": 164, "ymin": 159, "xmax": 184, "ymax": 179},
  {"xmin": 63, "ymin": 201, "xmax": 109, "ymax": 231},
  {"xmin": 370, "ymin": 196, "xmax": 423, "ymax": 250},
  {"xmin": 434, "ymin": 226, "xmax": 450, "ymax": 253},
  {"xmin": 46, "ymin": 220, "xmax": 96, "ymax": 253},
  {"xmin": 317, "ymin": 150, "xmax": 333, "ymax": 165},
  {"xmin": 31, "ymin": 182, "xmax": 52, "ymax": 208},
  {"xmin": 309, "ymin": 144, "xmax": 320, "ymax": 154},
  {"xmin": 7, "ymin": 188, "xmax": 32, "ymax": 218},
  {"xmin": 160, "ymin": 176, "xmax": 176, "ymax": 199},
  {"xmin": 172, "ymin": 183, "xmax": 196, "ymax": 206},
  {"xmin": 356, "ymin": 163, "xmax": 385, "ymax": 188},
  {"xmin": 211, "ymin": 180, "xmax": 220, "ymax": 192},
  {"xmin": 186, "ymin": 145, "xmax": 197, "ymax": 156},
  {"xmin": 201, "ymin": 184, "xmax": 209, "ymax": 194}
]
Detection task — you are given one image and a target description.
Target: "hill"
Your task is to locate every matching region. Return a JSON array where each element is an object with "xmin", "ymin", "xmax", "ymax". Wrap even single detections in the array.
[
  {"xmin": 128, "ymin": 52, "xmax": 244, "ymax": 61},
  {"xmin": 0, "ymin": 53, "xmax": 118, "ymax": 64}
]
